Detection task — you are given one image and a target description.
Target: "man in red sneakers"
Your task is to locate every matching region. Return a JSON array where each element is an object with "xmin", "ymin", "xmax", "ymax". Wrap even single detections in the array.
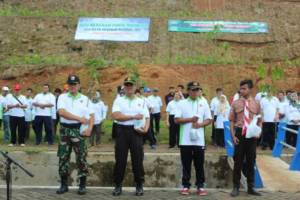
[{"xmin": 175, "ymin": 81, "xmax": 212, "ymax": 196}]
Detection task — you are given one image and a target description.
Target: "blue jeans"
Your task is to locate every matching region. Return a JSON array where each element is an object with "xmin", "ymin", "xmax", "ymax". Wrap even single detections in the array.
[{"xmin": 3, "ymin": 115, "xmax": 10, "ymax": 142}]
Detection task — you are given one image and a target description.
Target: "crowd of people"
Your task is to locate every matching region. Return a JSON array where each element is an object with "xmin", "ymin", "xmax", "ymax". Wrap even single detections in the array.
[
  {"xmin": 0, "ymin": 75, "xmax": 299, "ymax": 197},
  {"xmin": 0, "ymin": 83, "xmax": 107, "ymax": 147}
]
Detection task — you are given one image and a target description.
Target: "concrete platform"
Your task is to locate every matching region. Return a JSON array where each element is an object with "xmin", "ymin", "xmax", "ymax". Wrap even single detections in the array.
[{"xmin": 257, "ymin": 155, "xmax": 300, "ymax": 192}]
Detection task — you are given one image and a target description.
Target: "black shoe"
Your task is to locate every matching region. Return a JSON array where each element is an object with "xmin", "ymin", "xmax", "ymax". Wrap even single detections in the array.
[
  {"xmin": 135, "ymin": 184, "xmax": 144, "ymax": 196},
  {"xmin": 230, "ymin": 187, "xmax": 239, "ymax": 197},
  {"xmin": 56, "ymin": 176, "xmax": 69, "ymax": 194},
  {"xmin": 248, "ymin": 188, "xmax": 261, "ymax": 196},
  {"xmin": 112, "ymin": 185, "xmax": 122, "ymax": 196},
  {"xmin": 78, "ymin": 177, "xmax": 87, "ymax": 195}
]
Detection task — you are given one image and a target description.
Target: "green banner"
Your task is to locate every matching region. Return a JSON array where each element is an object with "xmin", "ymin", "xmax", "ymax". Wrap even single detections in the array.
[{"xmin": 168, "ymin": 20, "xmax": 268, "ymax": 33}]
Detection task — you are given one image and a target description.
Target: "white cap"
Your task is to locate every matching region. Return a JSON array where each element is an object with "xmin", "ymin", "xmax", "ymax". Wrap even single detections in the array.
[{"xmin": 2, "ymin": 86, "xmax": 9, "ymax": 91}]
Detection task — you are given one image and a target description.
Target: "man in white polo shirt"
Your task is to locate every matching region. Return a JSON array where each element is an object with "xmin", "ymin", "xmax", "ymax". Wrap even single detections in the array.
[
  {"xmin": 6, "ymin": 84, "xmax": 28, "ymax": 147},
  {"xmin": 33, "ymin": 84, "xmax": 56, "ymax": 145},
  {"xmin": 111, "ymin": 77, "xmax": 150, "ymax": 196},
  {"xmin": 260, "ymin": 89, "xmax": 279, "ymax": 150},
  {"xmin": 175, "ymin": 81, "xmax": 212, "ymax": 196},
  {"xmin": 56, "ymin": 75, "xmax": 94, "ymax": 195},
  {"xmin": 147, "ymin": 88, "xmax": 162, "ymax": 135}
]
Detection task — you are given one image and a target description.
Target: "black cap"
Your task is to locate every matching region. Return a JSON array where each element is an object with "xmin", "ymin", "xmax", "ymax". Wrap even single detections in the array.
[
  {"xmin": 187, "ymin": 81, "xmax": 200, "ymax": 90},
  {"xmin": 67, "ymin": 75, "xmax": 80, "ymax": 85},
  {"xmin": 124, "ymin": 77, "xmax": 136, "ymax": 85}
]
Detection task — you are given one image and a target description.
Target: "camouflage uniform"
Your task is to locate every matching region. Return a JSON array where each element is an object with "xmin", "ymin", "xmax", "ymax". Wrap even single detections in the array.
[{"xmin": 57, "ymin": 126, "xmax": 88, "ymax": 178}]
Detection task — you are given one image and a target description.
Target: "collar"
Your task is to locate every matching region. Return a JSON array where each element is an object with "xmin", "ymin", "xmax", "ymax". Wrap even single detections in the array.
[
  {"xmin": 124, "ymin": 95, "xmax": 136, "ymax": 100},
  {"xmin": 67, "ymin": 92, "xmax": 81, "ymax": 100},
  {"xmin": 188, "ymin": 97, "xmax": 198, "ymax": 102}
]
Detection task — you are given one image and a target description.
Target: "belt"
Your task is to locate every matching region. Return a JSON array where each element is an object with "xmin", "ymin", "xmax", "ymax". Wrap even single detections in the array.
[
  {"xmin": 116, "ymin": 124, "xmax": 134, "ymax": 129},
  {"xmin": 61, "ymin": 123, "xmax": 81, "ymax": 129}
]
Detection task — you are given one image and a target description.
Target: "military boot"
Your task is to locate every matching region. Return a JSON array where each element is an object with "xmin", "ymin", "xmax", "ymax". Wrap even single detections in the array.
[
  {"xmin": 78, "ymin": 176, "xmax": 87, "ymax": 195},
  {"xmin": 56, "ymin": 176, "xmax": 69, "ymax": 194}
]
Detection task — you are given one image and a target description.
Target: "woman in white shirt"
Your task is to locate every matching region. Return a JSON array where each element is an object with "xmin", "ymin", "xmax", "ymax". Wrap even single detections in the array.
[
  {"xmin": 284, "ymin": 92, "xmax": 300, "ymax": 147},
  {"xmin": 166, "ymin": 91, "xmax": 182, "ymax": 148},
  {"xmin": 214, "ymin": 95, "xmax": 230, "ymax": 147}
]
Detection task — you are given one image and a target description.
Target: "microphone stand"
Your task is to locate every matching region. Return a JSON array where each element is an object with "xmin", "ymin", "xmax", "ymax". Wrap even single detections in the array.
[{"xmin": 0, "ymin": 150, "xmax": 34, "ymax": 200}]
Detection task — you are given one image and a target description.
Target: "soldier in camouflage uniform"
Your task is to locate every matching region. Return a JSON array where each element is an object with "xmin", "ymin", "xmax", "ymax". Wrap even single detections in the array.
[{"xmin": 56, "ymin": 75, "xmax": 94, "ymax": 195}]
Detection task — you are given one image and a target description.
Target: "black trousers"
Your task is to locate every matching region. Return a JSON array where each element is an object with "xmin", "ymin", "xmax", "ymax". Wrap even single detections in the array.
[
  {"xmin": 261, "ymin": 122, "xmax": 276, "ymax": 149},
  {"xmin": 233, "ymin": 128, "xmax": 257, "ymax": 189},
  {"xmin": 112, "ymin": 122, "xmax": 118, "ymax": 139},
  {"xmin": 10, "ymin": 116, "xmax": 25, "ymax": 145},
  {"xmin": 286, "ymin": 124, "xmax": 299, "ymax": 147},
  {"xmin": 169, "ymin": 115, "xmax": 179, "ymax": 147},
  {"xmin": 114, "ymin": 124, "xmax": 144, "ymax": 186},
  {"xmin": 24, "ymin": 121, "xmax": 32, "ymax": 141},
  {"xmin": 34, "ymin": 116, "xmax": 54, "ymax": 145},
  {"xmin": 180, "ymin": 146, "xmax": 205, "ymax": 188},
  {"xmin": 211, "ymin": 116, "xmax": 217, "ymax": 144},
  {"xmin": 215, "ymin": 128, "xmax": 225, "ymax": 147},
  {"xmin": 150, "ymin": 113, "xmax": 161, "ymax": 134},
  {"xmin": 143, "ymin": 128, "xmax": 156, "ymax": 146}
]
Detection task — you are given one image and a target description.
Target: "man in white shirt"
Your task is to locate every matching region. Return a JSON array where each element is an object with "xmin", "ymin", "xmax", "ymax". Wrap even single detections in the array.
[
  {"xmin": 140, "ymin": 88, "xmax": 156, "ymax": 149},
  {"xmin": 210, "ymin": 88, "xmax": 223, "ymax": 145},
  {"xmin": 6, "ymin": 84, "xmax": 28, "ymax": 147},
  {"xmin": 260, "ymin": 91, "xmax": 280, "ymax": 150},
  {"xmin": 1, "ymin": 86, "xmax": 11, "ymax": 142},
  {"xmin": 166, "ymin": 91, "xmax": 182, "ymax": 148},
  {"xmin": 33, "ymin": 84, "xmax": 56, "ymax": 145},
  {"xmin": 24, "ymin": 88, "xmax": 34, "ymax": 141},
  {"xmin": 277, "ymin": 90, "xmax": 288, "ymax": 123},
  {"xmin": 111, "ymin": 77, "xmax": 150, "ymax": 196},
  {"xmin": 56, "ymin": 75, "xmax": 94, "ymax": 195},
  {"xmin": 148, "ymin": 88, "xmax": 163, "ymax": 135},
  {"xmin": 282, "ymin": 92, "xmax": 300, "ymax": 147},
  {"xmin": 175, "ymin": 81, "xmax": 212, "ymax": 196},
  {"xmin": 89, "ymin": 90, "xmax": 107, "ymax": 146},
  {"xmin": 255, "ymin": 91, "xmax": 267, "ymax": 103}
]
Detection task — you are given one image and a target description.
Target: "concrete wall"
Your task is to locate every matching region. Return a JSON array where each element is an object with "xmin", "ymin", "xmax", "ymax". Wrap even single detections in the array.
[{"xmin": 0, "ymin": 152, "xmax": 232, "ymax": 188}]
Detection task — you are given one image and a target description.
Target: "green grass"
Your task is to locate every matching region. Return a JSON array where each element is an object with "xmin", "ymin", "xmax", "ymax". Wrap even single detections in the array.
[{"xmin": 0, "ymin": 120, "xmax": 213, "ymax": 151}]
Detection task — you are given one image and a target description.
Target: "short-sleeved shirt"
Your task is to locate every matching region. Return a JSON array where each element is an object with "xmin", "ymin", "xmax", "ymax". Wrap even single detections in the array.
[
  {"xmin": 1, "ymin": 94, "xmax": 12, "ymax": 116},
  {"xmin": 57, "ymin": 92, "xmax": 94, "ymax": 124},
  {"xmin": 260, "ymin": 96, "xmax": 279, "ymax": 122},
  {"xmin": 147, "ymin": 95, "xmax": 162, "ymax": 114},
  {"xmin": 140, "ymin": 96, "xmax": 153, "ymax": 110},
  {"xmin": 278, "ymin": 100, "xmax": 289, "ymax": 123},
  {"xmin": 112, "ymin": 95, "xmax": 150, "ymax": 126},
  {"xmin": 91, "ymin": 100, "xmax": 106, "ymax": 125},
  {"xmin": 229, "ymin": 97, "xmax": 261, "ymax": 128},
  {"xmin": 6, "ymin": 94, "xmax": 28, "ymax": 117},
  {"xmin": 284, "ymin": 103, "xmax": 300, "ymax": 125},
  {"xmin": 210, "ymin": 96, "xmax": 220, "ymax": 116},
  {"xmin": 33, "ymin": 93, "xmax": 56, "ymax": 117},
  {"xmin": 166, "ymin": 100, "xmax": 180, "ymax": 115},
  {"xmin": 175, "ymin": 97, "xmax": 212, "ymax": 146}
]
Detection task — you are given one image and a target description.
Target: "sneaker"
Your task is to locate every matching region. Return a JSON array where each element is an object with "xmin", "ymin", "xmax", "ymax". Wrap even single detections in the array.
[
  {"xmin": 180, "ymin": 188, "xmax": 190, "ymax": 195},
  {"xmin": 197, "ymin": 188, "xmax": 208, "ymax": 196},
  {"xmin": 150, "ymin": 145, "xmax": 157, "ymax": 150},
  {"xmin": 8, "ymin": 144, "xmax": 14, "ymax": 147},
  {"xmin": 20, "ymin": 144, "xmax": 26, "ymax": 147}
]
